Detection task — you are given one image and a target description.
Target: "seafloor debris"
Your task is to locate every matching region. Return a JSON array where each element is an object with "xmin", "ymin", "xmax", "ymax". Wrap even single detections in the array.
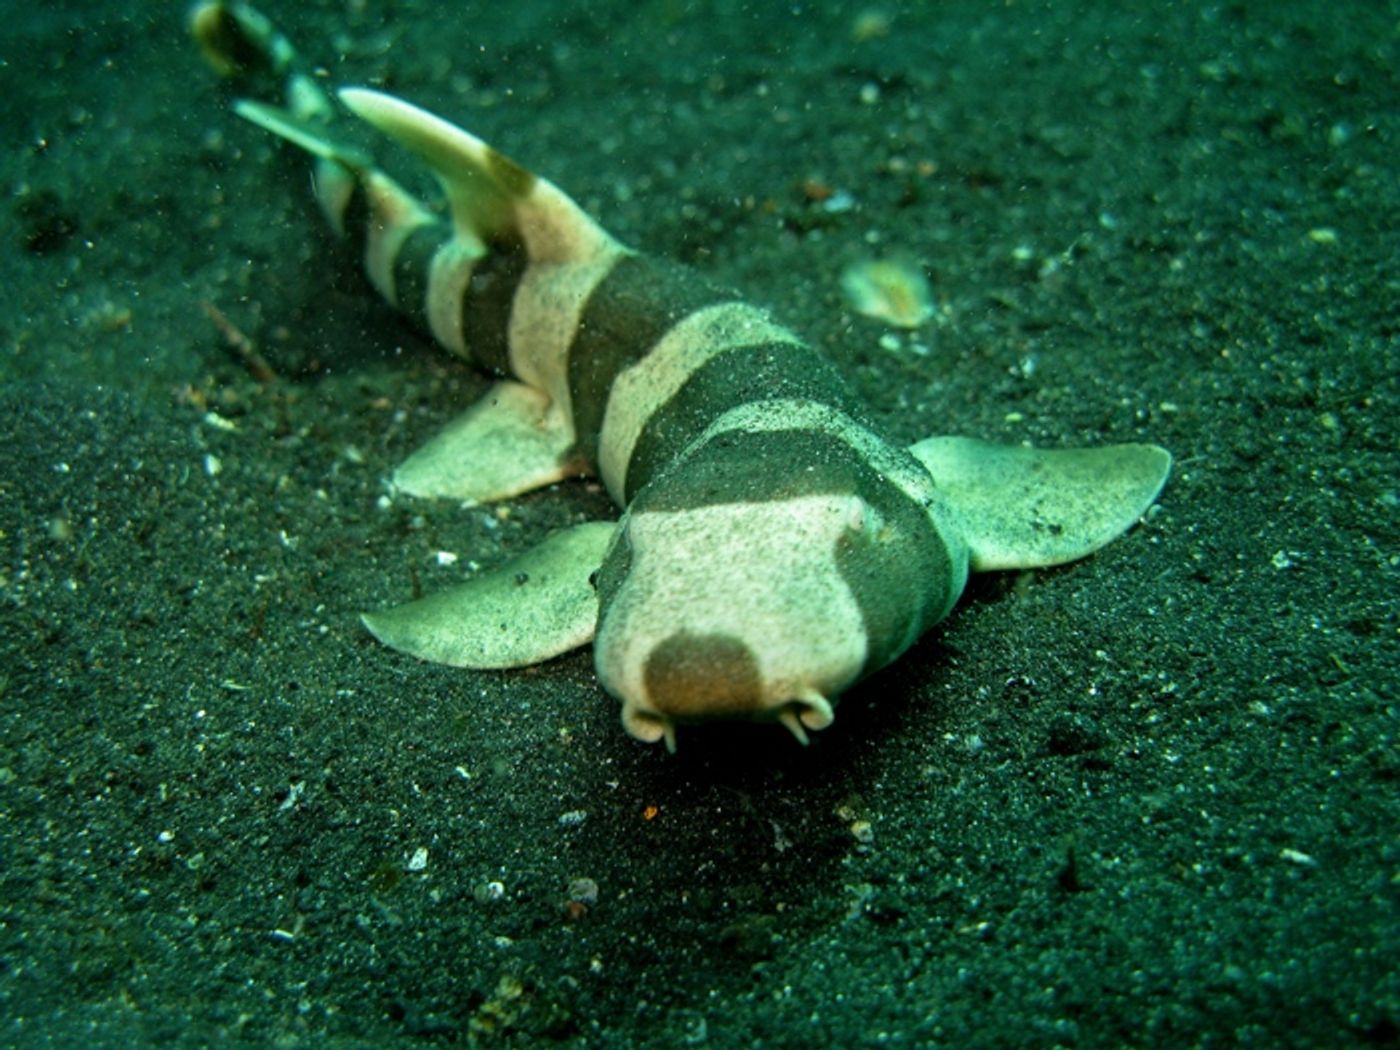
[{"xmin": 839, "ymin": 258, "xmax": 934, "ymax": 328}]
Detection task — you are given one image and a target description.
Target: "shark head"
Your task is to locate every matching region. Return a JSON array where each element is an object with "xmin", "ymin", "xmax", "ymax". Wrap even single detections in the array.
[
  {"xmin": 592, "ymin": 495, "xmax": 863, "ymax": 749},
  {"xmin": 592, "ymin": 486, "xmax": 959, "ymax": 750}
]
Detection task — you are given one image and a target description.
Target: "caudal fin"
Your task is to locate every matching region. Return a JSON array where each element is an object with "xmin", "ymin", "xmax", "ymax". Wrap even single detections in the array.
[{"xmin": 190, "ymin": 2, "xmax": 332, "ymax": 122}]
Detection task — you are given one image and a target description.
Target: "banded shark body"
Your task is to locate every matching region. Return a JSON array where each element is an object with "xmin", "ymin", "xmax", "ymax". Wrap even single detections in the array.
[{"xmin": 193, "ymin": 3, "xmax": 1171, "ymax": 751}]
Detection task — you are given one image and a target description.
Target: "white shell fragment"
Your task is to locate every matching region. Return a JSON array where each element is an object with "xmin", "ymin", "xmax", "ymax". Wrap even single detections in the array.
[{"xmin": 840, "ymin": 258, "xmax": 934, "ymax": 328}]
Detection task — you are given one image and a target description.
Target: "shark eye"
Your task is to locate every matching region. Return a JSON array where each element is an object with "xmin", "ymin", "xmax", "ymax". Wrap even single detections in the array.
[
  {"xmin": 842, "ymin": 497, "xmax": 882, "ymax": 538},
  {"xmin": 841, "ymin": 496, "xmax": 869, "ymax": 533}
]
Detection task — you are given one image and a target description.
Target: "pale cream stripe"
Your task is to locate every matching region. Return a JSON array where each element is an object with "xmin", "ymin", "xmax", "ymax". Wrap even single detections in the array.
[
  {"xmin": 312, "ymin": 158, "xmax": 356, "ymax": 236},
  {"xmin": 507, "ymin": 249, "xmax": 627, "ymax": 431},
  {"xmin": 506, "ymin": 181, "xmax": 631, "ymax": 429},
  {"xmin": 694, "ymin": 397, "xmax": 969, "ymax": 626},
  {"xmin": 425, "ymin": 237, "xmax": 484, "ymax": 359},
  {"xmin": 362, "ymin": 172, "xmax": 434, "ymax": 307},
  {"xmin": 596, "ymin": 302, "xmax": 801, "ymax": 503}
]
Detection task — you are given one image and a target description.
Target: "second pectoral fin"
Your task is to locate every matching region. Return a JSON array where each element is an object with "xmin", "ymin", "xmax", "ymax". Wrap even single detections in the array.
[
  {"xmin": 393, "ymin": 380, "xmax": 588, "ymax": 502},
  {"xmin": 909, "ymin": 436, "xmax": 1170, "ymax": 571},
  {"xmin": 361, "ymin": 521, "xmax": 617, "ymax": 668}
]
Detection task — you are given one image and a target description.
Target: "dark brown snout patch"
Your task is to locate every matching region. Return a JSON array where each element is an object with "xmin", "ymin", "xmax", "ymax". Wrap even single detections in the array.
[{"xmin": 643, "ymin": 632, "xmax": 761, "ymax": 718}]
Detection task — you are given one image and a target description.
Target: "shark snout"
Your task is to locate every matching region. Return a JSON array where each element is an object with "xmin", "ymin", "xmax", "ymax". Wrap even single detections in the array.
[{"xmin": 617, "ymin": 630, "xmax": 835, "ymax": 751}]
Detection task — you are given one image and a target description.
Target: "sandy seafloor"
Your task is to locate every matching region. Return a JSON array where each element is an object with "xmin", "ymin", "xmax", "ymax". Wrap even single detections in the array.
[{"xmin": 1, "ymin": 1, "xmax": 1397, "ymax": 1046}]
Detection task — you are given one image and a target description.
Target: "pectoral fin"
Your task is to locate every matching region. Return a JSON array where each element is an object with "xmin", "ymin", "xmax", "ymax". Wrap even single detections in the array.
[
  {"xmin": 233, "ymin": 99, "xmax": 372, "ymax": 169},
  {"xmin": 393, "ymin": 380, "xmax": 588, "ymax": 502},
  {"xmin": 361, "ymin": 521, "xmax": 618, "ymax": 668},
  {"xmin": 909, "ymin": 436, "xmax": 1170, "ymax": 571}
]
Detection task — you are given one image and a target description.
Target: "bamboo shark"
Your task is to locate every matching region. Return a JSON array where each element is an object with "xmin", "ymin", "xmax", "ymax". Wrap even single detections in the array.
[{"xmin": 193, "ymin": 3, "xmax": 1170, "ymax": 750}]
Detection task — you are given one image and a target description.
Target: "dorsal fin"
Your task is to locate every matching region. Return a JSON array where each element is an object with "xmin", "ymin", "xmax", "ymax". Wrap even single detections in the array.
[{"xmin": 337, "ymin": 87, "xmax": 622, "ymax": 264}]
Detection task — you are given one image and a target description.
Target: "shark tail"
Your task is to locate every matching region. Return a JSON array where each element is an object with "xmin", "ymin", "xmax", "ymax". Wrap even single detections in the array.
[{"xmin": 191, "ymin": 3, "xmax": 625, "ymax": 363}]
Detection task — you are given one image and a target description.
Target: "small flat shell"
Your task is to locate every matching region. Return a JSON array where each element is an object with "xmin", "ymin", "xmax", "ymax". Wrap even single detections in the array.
[{"xmin": 840, "ymin": 259, "xmax": 934, "ymax": 328}]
